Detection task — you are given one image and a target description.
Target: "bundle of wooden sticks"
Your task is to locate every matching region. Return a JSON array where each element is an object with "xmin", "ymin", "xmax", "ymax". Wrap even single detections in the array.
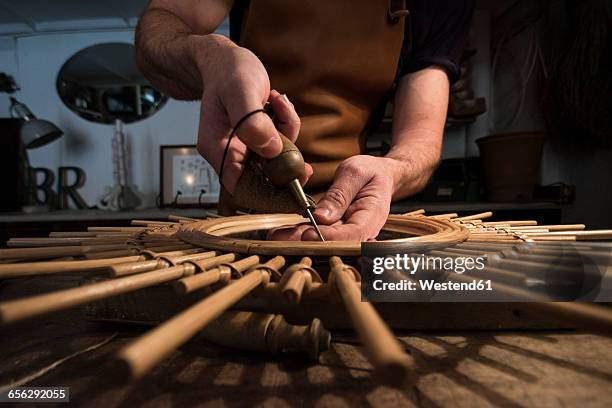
[{"xmin": 1, "ymin": 210, "xmax": 611, "ymax": 387}]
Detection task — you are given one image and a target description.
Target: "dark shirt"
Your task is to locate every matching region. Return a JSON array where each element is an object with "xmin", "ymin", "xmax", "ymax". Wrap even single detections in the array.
[
  {"xmin": 400, "ymin": 0, "xmax": 474, "ymax": 83},
  {"xmin": 230, "ymin": 0, "xmax": 474, "ymax": 84}
]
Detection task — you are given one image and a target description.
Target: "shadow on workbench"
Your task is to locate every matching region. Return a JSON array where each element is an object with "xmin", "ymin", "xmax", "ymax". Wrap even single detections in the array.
[{"xmin": 1, "ymin": 293, "xmax": 611, "ymax": 408}]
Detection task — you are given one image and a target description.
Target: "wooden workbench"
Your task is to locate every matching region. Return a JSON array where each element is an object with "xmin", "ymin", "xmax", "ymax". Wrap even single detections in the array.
[{"xmin": 1, "ymin": 277, "xmax": 610, "ymax": 407}]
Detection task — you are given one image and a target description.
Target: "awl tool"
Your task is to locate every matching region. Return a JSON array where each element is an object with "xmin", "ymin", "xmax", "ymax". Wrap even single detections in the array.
[{"xmin": 258, "ymin": 129, "xmax": 325, "ymax": 242}]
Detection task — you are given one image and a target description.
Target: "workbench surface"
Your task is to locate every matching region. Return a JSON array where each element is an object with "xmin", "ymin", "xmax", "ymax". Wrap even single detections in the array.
[{"xmin": 1, "ymin": 279, "xmax": 611, "ymax": 407}]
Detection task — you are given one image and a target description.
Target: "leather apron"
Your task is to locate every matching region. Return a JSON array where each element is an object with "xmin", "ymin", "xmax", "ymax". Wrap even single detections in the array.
[{"xmin": 220, "ymin": 0, "xmax": 407, "ymax": 215}]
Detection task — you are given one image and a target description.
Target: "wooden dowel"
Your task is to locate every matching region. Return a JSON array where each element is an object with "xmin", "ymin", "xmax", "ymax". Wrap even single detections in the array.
[
  {"xmin": 109, "ymin": 259, "xmax": 162, "ymax": 277},
  {"xmin": 511, "ymin": 224, "xmax": 586, "ymax": 231},
  {"xmin": 190, "ymin": 253, "xmax": 237, "ymax": 271},
  {"xmin": 483, "ymin": 220, "xmax": 538, "ymax": 226},
  {"xmin": 502, "ymin": 228, "xmax": 550, "ymax": 234},
  {"xmin": 0, "ymin": 263, "xmax": 198, "ymax": 325},
  {"xmin": 278, "ymin": 257, "xmax": 313, "ymax": 304},
  {"xmin": 525, "ymin": 230, "xmax": 612, "ymax": 240},
  {"xmin": 449, "ymin": 272, "xmax": 612, "ymax": 334},
  {"xmin": 147, "ymin": 248, "xmax": 208, "ymax": 258},
  {"xmin": 138, "ymin": 244, "xmax": 194, "ymax": 253},
  {"xmin": 84, "ymin": 249, "xmax": 138, "ymax": 260},
  {"xmin": 468, "ymin": 236, "xmax": 526, "ymax": 241},
  {"xmin": 49, "ymin": 231, "xmax": 103, "ymax": 237},
  {"xmin": 174, "ymin": 255, "xmax": 260, "ymax": 295},
  {"xmin": 116, "ymin": 256, "xmax": 285, "ymax": 380},
  {"xmin": 401, "ymin": 209, "xmax": 425, "ymax": 216},
  {"xmin": 6, "ymin": 237, "xmax": 128, "ymax": 247},
  {"xmin": 453, "ymin": 212, "xmax": 493, "ymax": 221},
  {"xmin": 141, "ymin": 242, "xmax": 193, "ymax": 250},
  {"xmin": 329, "ymin": 257, "xmax": 414, "ymax": 387},
  {"xmin": 0, "ymin": 255, "xmax": 141, "ymax": 279},
  {"xmin": 109, "ymin": 250, "xmax": 218, "ymax": 277},
  {"xmin": 429, "ymin": 213, "xmax": 458, "ymax": 219},
  {"xmin": 517, "ymin": 302, "xmax": 612, "ymax": 334},
  {"xmin": 131, "ymin": 220, "xmax": 177, "ymax": 226},
  {"xmin": 0, "ymin": 244, "xmax": 129, "ymax": 261},
  {"xmin": 87, "ymin": 226, "xmax": 146, "ymax": 232},
  {"xmin": 168, "ymin": 214, "xmax": 200, "ymax": 222}
]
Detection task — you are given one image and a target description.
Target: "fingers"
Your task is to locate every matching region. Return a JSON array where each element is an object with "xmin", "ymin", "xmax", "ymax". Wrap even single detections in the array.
[
  {"xmin": 267, "ymin": 224, "xmax": 312, "ymax": 241},
  {"xmin": 313, "ymin": 159, "xmax": 371, "ymax": 225},
  {"xmin": 300, "ymin": 163, "xmax": 313, "ymax": 186},
  {"xmin": 269, "ymin": 90, "xmax": 300, "ymax": 142},
  {"xmin": 197, "ymin": 95, "xmax": 249, "ymax": 193},
  {"xmin": 225, "ymin": 88, "xmax": 282, "ymax": 159},
  {"xmin": 303, "ymin": 202, "xmax": 387, "ymax": 241},
  {"xmin": 270, "ymin": 89, "xmax": 311, "ymax": 185},
  {"xmin": 306, "ymin": 157, "xmax": 393, "ymax": 241}
]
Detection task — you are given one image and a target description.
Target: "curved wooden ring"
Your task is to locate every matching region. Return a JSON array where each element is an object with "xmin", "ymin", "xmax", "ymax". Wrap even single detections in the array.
[{"xmin": 177, "ymin": 214, "xmax": 469, "ymax": 256}]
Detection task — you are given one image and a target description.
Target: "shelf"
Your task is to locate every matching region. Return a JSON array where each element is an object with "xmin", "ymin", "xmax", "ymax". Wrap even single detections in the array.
[{"xmin": 0, "ymin": 202, "xmax": 566, "ymax": 224}]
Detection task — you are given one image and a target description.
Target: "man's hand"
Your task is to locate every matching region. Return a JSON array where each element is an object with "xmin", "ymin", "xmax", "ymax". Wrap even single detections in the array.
[
  {"xmin": 193, "ymin": 36, "xmax": 312, "ymax": 192},
  {"xmin": 195, "ymin": 36, "xmax": 311, "ymax": 192},
  {"xmin": 135, "ymin": 1, "xmax": 311, "ymax": 193},
  {"xmin": 269, "ymin": 68, "xmax": 448, "ymax": 241},
  {"xmin": 270, "ymin": 155, "xmax": 397, "ymax": 241}
]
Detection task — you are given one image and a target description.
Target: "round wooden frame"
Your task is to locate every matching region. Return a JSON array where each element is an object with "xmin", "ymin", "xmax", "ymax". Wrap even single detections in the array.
[{"xmin": 177, "ymin": 214, "xmax": 470, "ymax": 256}]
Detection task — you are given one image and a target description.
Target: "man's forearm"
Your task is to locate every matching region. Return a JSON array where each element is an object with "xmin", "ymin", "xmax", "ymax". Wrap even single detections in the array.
[
  {"xmin": 135, "ymin": 8, "xmax": 232, "ymax": 100},
  {"xmin": 386, "ymin": 129, "xmax": 442, "ymax": 200},
  {"xmin": 387, "ymin": 68, "xmax": 449, "ymax": 199}
]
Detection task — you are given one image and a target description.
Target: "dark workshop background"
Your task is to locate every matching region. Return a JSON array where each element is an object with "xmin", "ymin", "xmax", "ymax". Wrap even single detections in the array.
[{"xmin": 0, "ymin": 0, "xmax": 610, "ymax": 229}]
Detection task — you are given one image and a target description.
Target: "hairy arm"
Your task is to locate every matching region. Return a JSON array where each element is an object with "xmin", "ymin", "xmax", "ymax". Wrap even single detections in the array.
[
  {"xmin": 135, "ymin": 0, "xmax": 305, "ymax": 193},
  {"xmin": 135, "ymin": 0, "xmax": 234, "ymax": 100},
  {"xmin": 388, "ymin": 67, "xmax": 449, "ymax": 199}
]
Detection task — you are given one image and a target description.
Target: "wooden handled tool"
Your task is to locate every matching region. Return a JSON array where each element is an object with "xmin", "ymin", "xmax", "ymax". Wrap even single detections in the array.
[
  {"xmin": 116, "ymin": 256, "xmax": 286, "ymax": 380},
  {"xmin": 231, "ymin": 131, "xmax": 325, "ymax": 241},
  {"xmin": 262, "ymin": 133, "xmax": 325, "ymax": 241}
]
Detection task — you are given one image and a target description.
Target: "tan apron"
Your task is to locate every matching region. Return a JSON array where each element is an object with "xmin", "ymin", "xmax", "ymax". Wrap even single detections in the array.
[{"xmin": 220, "ymin": 0, "xmax": 407, "ymax": 214}]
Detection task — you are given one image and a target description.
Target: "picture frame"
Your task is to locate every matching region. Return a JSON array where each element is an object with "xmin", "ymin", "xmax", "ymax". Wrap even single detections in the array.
[{"xmin": 159, "ymin": 145, "xmax": 220, "ymax": 207}]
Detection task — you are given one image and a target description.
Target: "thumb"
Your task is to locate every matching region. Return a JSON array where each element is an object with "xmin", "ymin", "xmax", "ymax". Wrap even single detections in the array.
[{"xmin": 314, "ymin": 165, "xmax": 368, "ymax": 224}]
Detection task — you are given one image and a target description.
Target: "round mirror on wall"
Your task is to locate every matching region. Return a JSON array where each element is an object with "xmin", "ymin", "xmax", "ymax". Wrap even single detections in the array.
[{"xmin": 56, "ymin": 42, "xmax": 168, "ymax": 124}]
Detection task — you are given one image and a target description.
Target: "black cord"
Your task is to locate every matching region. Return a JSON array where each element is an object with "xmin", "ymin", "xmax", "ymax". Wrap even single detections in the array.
[
  {"xmin": 172, "ymin": 191, "xmax": 182, "ymax": 207},
  {"xmin": 218, "ymin": 108, "xmax": 267, "ymax": 189},
  {"xmin": 198, "ymin": 189, "xmax": 206, "ymax": 207}
]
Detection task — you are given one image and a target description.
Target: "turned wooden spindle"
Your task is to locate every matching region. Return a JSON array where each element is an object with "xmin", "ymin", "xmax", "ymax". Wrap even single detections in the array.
[
  {"xmin": 328, "ymin": 256, "xmax": 415, "ymax": 387},
  {"xmin": 116, "ymin": 256, "xmax": 286, "ymax": 380},
  {"xmin": 173, "ymin": 255, "xmax": 260, "ymax": 295},
  {"xmin": 200, "ymin": 310, "xmax": 330, "ymax": 360}
]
